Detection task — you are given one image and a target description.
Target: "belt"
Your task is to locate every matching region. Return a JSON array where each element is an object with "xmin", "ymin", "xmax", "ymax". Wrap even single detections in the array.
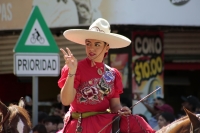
[
  {"xmin": 72, "ymin": 111, "xmax": 108, "ymax": 119},
  {"xmin": 72, "ymin": 111, "xmax": 109, "ymax": 133}
]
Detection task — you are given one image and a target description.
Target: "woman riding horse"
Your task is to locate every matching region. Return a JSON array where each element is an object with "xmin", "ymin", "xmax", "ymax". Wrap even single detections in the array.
[{"xmin": 57, "ymin": 18, "xmax": 155, "ymax": 133}]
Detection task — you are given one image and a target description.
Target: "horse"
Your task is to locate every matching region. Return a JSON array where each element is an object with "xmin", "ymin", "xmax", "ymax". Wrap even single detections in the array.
[
  {"xmin": 156, "ymin": 107, "xmax": 200, "ymax": 133},
  {"xmin": 0, "ymin": 97, "xmax": 32, "ymax": 133}
]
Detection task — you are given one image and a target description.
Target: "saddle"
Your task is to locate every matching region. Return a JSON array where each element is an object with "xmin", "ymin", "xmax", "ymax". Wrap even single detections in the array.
[
  {"xmin": 71, "ymin": 111, "xmax": 121, "ymax": 133},
  {"xmin": 112, "ymin": 115, "xmax": 121, "ymax": 133}
]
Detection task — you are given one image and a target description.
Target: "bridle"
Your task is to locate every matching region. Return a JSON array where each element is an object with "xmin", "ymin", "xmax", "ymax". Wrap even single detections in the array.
[
  {"xmin": 0, "ymin": 110, "xmax": 12, "ymax": 133},
  {"xmin": 190, "ymin": 114, "xmax": 200, "ymax": 133},
  {"xmin": 190, "ymin": 124, "xmax": 200, "ymax": 133}
]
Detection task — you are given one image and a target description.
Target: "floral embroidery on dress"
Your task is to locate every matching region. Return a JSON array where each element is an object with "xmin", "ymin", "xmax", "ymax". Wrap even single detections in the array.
[
  {"xmin": 77, "ymin": 69, "xmax": 115, "ymax": 105},
  {"xmin": 80, "ymin": 86, "xmax": 99, "ymax": 102}
]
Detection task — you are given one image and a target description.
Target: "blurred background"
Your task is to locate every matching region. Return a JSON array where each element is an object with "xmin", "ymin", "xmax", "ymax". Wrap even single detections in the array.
[{"xmin": 0, "ymin": 0, "xmax": 200, "ymax": 125}]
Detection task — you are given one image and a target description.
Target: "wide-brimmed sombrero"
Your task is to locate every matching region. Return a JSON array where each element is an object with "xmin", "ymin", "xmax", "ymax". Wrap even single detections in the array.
[{"xmin": 63, "ymin": 18, "xmax": 131, "ymax": 49}]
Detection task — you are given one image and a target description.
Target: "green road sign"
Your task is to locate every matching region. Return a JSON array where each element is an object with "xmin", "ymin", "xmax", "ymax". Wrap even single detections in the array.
[{"xmin": 14, "ymin": 6, "xmax": 59, "ymax": 53}]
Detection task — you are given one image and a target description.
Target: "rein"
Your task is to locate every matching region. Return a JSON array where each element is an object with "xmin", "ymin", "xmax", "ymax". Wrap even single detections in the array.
[
  {"xmin": 0, "ymin": 110, "xmax": 10, "ymax": 133},
  {"xmin": 98, "ymin": 87, "xmax": 161, "ymax": 133}
]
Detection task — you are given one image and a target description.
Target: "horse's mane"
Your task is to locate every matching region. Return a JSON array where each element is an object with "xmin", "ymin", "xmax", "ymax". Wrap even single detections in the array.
[
  {"xmin": 158, "ymin": 115, "xmax": 189, "ymax": 132},
  {"xmin": 8, "ymin": 104, "xmax": 32, "ymax": 128}
]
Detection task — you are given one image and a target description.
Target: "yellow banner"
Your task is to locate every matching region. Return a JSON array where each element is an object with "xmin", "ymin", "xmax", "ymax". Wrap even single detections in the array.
[
  {"xmin": 132, "ymin": 31, "xmax": 164, "ymax": 116},
  {"xmin": 132, "ymin": 31, "xmax": 164, "ymax": 99}
]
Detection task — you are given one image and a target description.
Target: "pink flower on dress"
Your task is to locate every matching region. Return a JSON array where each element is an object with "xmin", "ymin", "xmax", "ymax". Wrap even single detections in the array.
[{"xmin": 81, "ymin": 86, "xmax": 98, "ymax": 100}]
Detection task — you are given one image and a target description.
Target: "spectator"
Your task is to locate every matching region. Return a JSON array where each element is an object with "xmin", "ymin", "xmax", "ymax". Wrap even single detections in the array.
[
  {"xmin": 157, "ymin": 112, "xmax": 176, "ymax": 129},
  {"xmin": 49, "ymin": 94, "xmax": 69, "ymax": 118},
  {"xmin": 154, "ymin": 97, "xmax": 165, "ymax": 107},
  {"xmin": 38, "ymin": 111, "xmax": 48, "ymax": 124},
  {"xmin": 135, "ymin": 93, "xmax": 165, "ymax": 116},
  {"xmin": 134, "ymin": 93, "xmax": 172, "ymax": 130},
  {"xmin": 32, "ymin": 124, "xmax": 47, "ymax": 133},
  {"xmin": 43, "ymin": 115, "xmax": 61, "ymax": 133},
  {"xmin": 149, "ymin": 104, "xmax": 174, "ymax": 130},
  {"xmin": 57, "ymin": 117, "xmax": 64, "ymax": 131},
  {"xmin": 154, "ymin": 104, "xmax": 174, "ymax": 115},
  {"xmin": 177, "ymin": 95, "xmax": 200, "ymax": 118},
  {"xmin": 181, "ymin": 95, "xmax": 200, "ymax": 113},
  {"xmin": 49, "ymin": 103, "xmax": 64, "ymax": 118}
]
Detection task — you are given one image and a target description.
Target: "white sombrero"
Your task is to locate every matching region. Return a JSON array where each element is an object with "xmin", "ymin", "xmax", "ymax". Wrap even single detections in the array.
[{"xmin": 63, "ymin": 18, "xmax": 131, "ymax": 49}]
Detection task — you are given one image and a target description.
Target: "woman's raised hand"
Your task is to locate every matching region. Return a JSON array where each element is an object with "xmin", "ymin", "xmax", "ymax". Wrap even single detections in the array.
[{"xmin": 60, "ymin": 47, "xmax": 78, "ymax": 74}]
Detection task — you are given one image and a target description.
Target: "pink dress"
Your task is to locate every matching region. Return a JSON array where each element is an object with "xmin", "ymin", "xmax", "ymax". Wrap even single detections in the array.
[{"xmin": 58, "ymin": 58, "xmax": 155, "ymax": 133}]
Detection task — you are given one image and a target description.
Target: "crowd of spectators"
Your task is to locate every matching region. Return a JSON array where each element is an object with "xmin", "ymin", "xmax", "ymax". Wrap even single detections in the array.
[
  {"xmin": 25, "ymin": 93, "xmax": 200, "ymax": 132},
  {"xmin": 134, "ymin": 94, "xmax": 200, "ymax": 130},
  {"xmin": 27, "ymin": 94, "xmax": 69, "ymax": 133}
]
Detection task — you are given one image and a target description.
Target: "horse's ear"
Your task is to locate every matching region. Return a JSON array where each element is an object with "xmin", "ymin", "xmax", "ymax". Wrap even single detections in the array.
[
  {"xmin": 18, "ymin": 97, "xmax": 26, "ymax": 108},
  {"xmin": 183, "ymin": 106, "xmax": 200, "ymax": 130},
  {"xmin": 0, "ymin": 100, "xmax": 8, "ymax": 116}
]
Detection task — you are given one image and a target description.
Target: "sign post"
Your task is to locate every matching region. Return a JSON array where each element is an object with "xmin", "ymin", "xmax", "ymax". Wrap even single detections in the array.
[{"xmin": 13, "ymin": 6, "xmax": 60, "ymax": 126}]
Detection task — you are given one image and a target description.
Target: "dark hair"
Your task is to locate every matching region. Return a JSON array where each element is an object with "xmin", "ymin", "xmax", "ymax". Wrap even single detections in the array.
[
  {"xmin": 52, "ymin": 103, "xmax": 62, "ymax": 110},
  {"xmin": 33, "ymin": 124, "xmax": 47, "ymax": 133},
  {"xmin": 137, "ymin": 114, "xmax": 149, "ymax": 123},
  {"xmin": 156, "ymin": 97, "xmax": 165, "ymax": 102},
  {"xmin": 43, "ymin": 115, "xmax": 62, "ymax": 124},
  {"xmin": 38, "ymin": 111, "xmax": 48, "ymax": 123},
  {"xmin": 160, "ymin": 112, "xmax": 175, "ymax": 123},
  {"xmin": 120, "ymin": 97, "xmax": 132, "ymax": 108},
  {"xmin": 182, "ymin": 95, "xmax": 200, "ymax": 111}
]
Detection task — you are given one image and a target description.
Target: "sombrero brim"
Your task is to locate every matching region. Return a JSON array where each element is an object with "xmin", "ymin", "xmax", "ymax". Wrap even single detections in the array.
[{"xmin": 63, "ymin": 29, "xmax": 131, "ymax": 49}]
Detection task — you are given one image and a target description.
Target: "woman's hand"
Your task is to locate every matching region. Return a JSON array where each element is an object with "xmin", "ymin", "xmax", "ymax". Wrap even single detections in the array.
[
  {"xmin": 60, "ymin": 47, "xmax": 78, "ymax": 74},
  {"xmin": 118, "ymin": 106, "xmax": 132, "ymax": 116}
]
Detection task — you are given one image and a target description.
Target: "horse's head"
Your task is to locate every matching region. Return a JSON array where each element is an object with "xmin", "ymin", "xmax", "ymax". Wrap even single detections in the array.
[
  {"xmin": 183, "ymin": 107, "xmax": 200, "ymax": 133},
  {"xmin": 156, "ymin": 107, "xmax": 200, "ymax": 133},
  {"xmin": 0, "ymin": 97, "xmax": 32, "ymax": 133}
]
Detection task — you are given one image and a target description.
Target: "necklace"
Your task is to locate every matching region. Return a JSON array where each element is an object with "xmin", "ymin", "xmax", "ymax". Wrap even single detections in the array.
[
  {"xmin": 91, "ymin": 60, "xmax": 104, "ymax": 75},
  {"xmin": 97, "ymin": 67, "xmax": 103, "ymax": 75}
]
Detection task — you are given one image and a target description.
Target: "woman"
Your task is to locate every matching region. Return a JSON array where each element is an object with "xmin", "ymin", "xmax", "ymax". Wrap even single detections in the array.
[
  {"xmin": 157, "ymin": 112, "xmax": 175, "ymax": 129},
  {"xmin": 58, "ymin": 18, "xmax": 155, "ymax": 133}
]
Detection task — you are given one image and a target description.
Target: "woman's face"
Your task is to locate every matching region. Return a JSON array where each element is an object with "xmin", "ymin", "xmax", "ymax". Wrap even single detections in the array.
[
  {"xmin": 154, "ymin": 99, "xmax": 164, "ymax": 107},
  {"xmin": 158, "ymin": 115, "xmax": 170, "ymax": 129},
  {"xmin": 85, "ymin": 39, "xmax": 109, "ymax": 62}
]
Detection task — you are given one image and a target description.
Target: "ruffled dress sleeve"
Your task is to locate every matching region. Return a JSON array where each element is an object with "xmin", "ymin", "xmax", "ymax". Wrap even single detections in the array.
[
  {"xmin": 112, "ymin": 68, "xmax": 123, "ymax": 98},
  {"xmin": 58, "ymin": 65, "xmax": 81, "ymax": 89}
]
